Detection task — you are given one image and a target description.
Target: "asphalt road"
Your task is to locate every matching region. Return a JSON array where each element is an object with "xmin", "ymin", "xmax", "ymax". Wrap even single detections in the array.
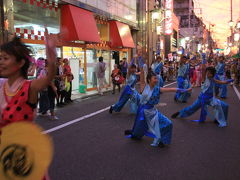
[{"xmin": 36, "ymin": 83, "xmax": 240, "ymax": 180}]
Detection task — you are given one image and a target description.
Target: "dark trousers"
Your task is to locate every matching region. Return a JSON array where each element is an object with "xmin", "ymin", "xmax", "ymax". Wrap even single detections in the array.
[
  {"xmin": 65, "ymin": 82, "xmax": 72, "ymax": 102},
  {"xmin": 57, "ymin": 90, "xmax": 66, "ymax": 104},
  {"xmin": 39, "ymin": 90, "xmax": 56, "ymax": 113},
  {"xmin": 113, "ymin": 83, "xmax": 121, "ymax": 94},
  {"xmin": 39, "ymin": 91, "xmax": 49, "ymax": 113},
  {"xmin": 48, "ymin": 91, "xmax": 56, "ymax": 113}
]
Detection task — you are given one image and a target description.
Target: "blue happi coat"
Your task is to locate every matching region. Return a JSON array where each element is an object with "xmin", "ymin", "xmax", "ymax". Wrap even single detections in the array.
[
  {"xmin": 175, "ymin": 63, "xmax": 191, "ymax": 102},
  {"xmin": 152, "ymin": 62, "xmax": 164, "ymax": 88},
  {"xmin": 130, "ymin": 85, "xmax": 173, "ymax": 146},
  {"xmin": 179, "ymin": 78, "xmax": 228, "ymax": 127},
  {"xmin": 215, "ymin": 62, "xmax": 227, "ymax": 98}
]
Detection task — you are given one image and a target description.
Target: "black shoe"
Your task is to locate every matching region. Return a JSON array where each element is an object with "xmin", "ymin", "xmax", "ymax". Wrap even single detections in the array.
[
  {"xmin": 171, "ymin": 112, "xmax": 180, "ymax": 119},
  {"xmin": 158, "ymin": 142, "xmax": 165, "ymax": 148},
  {"xmin": 131, "ymin": 135, "xmax": 142, "ymax": 140},
  {"xmin": 174, "ymin": 96, "xmax": 178, "ymax": 102},
  {"xmin": 124, "ymin": 130, "xmax": 132, "ymax": 135},
  {"xmin": 109, "ymin": 106, "xmax": 113, "ymax": 114},
  {"xmin": 57, "ymin": 103, "xmax": 63, "ymax": 107},
  {"xmin": 182, "ymin": 101, "xmax": 187, "ymax": 103},
  {"xmin": 221, "ymin": 97, "xmax": 226, "ymax": 99},
  {"xmin": 112, "ymin": 92, "xmax": 115, "ymax": 94},
  {"xmin": 214, "ymin": 119, "xmax": 219, "ymax": 124}
]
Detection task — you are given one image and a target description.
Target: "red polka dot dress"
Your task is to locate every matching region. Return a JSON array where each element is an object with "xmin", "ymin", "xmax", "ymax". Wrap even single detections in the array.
[
  {"xmin": 0, "ymin": 80, "xmax": 36, "ymax": 128},
  {"xmin": 0, "ymin": 79, "xmax": 50, "ymax": 180}
]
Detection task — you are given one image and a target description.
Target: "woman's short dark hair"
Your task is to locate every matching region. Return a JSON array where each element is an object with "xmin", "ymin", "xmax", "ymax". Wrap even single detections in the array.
[
  {"xmin": 147, "ymin": 69, "xmax": 156, "ymax": 83},
  {"xmin": 99, "ymin": 56, "xmax": 103, "ymax": 62},
  {"xmin": 206, "ymin": 67, "xmax": 216, "ymax": 76},
  {"xmin": 0, "ymin": 37, "xmax": 32, "ymax": 79}
]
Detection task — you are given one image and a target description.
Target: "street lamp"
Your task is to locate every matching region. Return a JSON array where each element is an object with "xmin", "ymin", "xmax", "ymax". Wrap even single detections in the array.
[
  {"xmin": 229, "ymin": 20, "xmax": 234, "ymax": 27},
  {"xmin": 152, "ymin": 11, "xmax": 161, "ymax": 21},
  {"xmin": 234, "ymin": 33, "xmax": 240, "ymax": 41},
  {"xmin": 237, "ymin": 21, "xmax": 240, "ymax": 29}
]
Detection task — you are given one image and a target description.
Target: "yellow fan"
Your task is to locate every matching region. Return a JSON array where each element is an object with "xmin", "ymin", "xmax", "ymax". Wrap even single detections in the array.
[{"xmin": 0, "ymin": 122, "xmax": 53, "ymax": 180}]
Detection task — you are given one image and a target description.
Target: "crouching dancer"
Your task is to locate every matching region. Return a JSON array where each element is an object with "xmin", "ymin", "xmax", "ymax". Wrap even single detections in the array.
[
  {"xmin": 125, "ymin": 70, "xmax": 191, "ymax": 147},
  {"xmin": 171, "ymin": 67, "xmax": 233, "ymax": 127}
]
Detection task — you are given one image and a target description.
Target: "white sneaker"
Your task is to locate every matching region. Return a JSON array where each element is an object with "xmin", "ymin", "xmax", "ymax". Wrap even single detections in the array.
[{"xmin": 51, "ymin": 116, "xmax": 59, "ymax": 120}]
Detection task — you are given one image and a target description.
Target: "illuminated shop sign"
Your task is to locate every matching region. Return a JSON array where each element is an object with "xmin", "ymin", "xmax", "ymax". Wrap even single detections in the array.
[{"xmin": 165, "ymin": 0, "xmax": 173, "ymax": 35}]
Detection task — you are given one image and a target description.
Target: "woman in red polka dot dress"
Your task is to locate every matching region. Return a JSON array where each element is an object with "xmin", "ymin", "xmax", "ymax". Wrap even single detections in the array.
[{"xmin": 0, "ymin": 28, "xmax": 56, "ymax": 180}]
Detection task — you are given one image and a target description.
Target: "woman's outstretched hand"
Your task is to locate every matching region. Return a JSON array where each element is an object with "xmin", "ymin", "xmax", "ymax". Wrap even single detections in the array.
[{"xmin": 45, "ymin": 28, "xmax": 57, "ymax": 64}]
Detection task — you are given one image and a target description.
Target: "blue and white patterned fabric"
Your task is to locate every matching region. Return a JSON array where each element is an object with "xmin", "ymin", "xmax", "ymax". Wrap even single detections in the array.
[
  {"xmin": 112, "ymin": 74, "xmax": 138, "ymax": 112},
  {"xmin": 152, "ymin": 62, "xmax": 164, "ymax": 88},
  {"xmin": 215, "ymin": 62, "xmax": 227, "ymax": 98},
  {"xmin": 175, "ymin": 63, "xmax": 191, "ymax": 102},
  {"xmin": 130, "ymin": 85, "xmax": 173, "ymax": 146},
  {"xmin": 179, "ymin": 78, "xmax": 228, "ymax": 127}
]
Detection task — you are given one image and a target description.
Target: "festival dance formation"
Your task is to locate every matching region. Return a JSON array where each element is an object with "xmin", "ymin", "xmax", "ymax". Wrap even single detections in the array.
[
  {"xmin": 110, "ymin": 54, "xmax": 234, "ymax": 148},
  {"xmin": 0, "ymin": 33, "xmax": 235, "ymax": 180}
]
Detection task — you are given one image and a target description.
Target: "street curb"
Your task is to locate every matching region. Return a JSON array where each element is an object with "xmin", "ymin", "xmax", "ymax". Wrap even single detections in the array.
[{"xmin": 73, "ymin": 89, "xmax": 113, "ymax": 101}]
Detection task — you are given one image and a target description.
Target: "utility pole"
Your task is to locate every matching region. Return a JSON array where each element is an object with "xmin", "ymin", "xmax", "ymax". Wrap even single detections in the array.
[
  {"xmin": 188, "ymin": 0, "xmax": 192, "ymax": 53},
  {"xmin": 231, "ymin": 0, "xmax": 233, "ymax": 43},
  {"xmin": 0, "ymin": 0, "xmax": 4, "ymax": 44}
]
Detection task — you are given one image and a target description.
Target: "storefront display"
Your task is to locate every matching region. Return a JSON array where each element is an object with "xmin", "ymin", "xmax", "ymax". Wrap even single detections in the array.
[
  {"xmin": 63, "ymin": 47, "xmax": 85, "ymax": 91},
  {"xmin": 27, "ymin": 44, "xmax": 61, "ymax": 59},
  {"xmin": 86, "ymin": 50, "xmax": 111, "ymax": 89}
]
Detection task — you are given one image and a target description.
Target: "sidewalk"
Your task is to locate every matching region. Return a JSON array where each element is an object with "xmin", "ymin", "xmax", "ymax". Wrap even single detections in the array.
[{"xmin": 71, "ymin": 88, "xmax": 112, "ymax": 100}]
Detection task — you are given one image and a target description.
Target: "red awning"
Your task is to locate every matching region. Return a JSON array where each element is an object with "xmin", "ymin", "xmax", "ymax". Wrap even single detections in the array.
[
  {"xmin": 61, "ymin": 5, "xmax": 100, "ymax": 43},
  {"xmin": 109, "ymin": 21, "xmax": 135, "ymax": 48}
]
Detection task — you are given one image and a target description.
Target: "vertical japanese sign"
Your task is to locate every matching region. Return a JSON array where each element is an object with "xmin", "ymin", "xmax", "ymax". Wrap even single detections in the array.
[{"xmin": 165, "ymin": 0, "xmax": 173, "ymax": 35}]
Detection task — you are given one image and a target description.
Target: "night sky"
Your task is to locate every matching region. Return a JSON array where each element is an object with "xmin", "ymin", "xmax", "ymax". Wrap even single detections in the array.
[{"xmin": 197, "ymin": 0, "xmax": 240, "ymax": 47}]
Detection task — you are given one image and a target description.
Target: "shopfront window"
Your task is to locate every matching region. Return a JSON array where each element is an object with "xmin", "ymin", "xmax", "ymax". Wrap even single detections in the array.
[
  {"xmin": 13, "ymin": 1, "xmax": 60, "ymax": 35},
  {"xmin": 27, "ymin": 44, "xmax": 61, "ymax": 59},
  {"xmin": 86, "ymin": 49, "xmax": 111, "ymax": 89},
  {"xmin": 63, "ymin": 47, "xmax": 85, "ymax": 91}
]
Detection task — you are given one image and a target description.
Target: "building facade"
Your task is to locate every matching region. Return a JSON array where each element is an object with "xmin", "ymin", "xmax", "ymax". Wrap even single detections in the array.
[
  {"xmin": 0, "ymin": 0, "xmax": 137, "ymax": 92},
  {"xmin": 174, "ymin": 0, "xmax": 205, "ymax": 53}
]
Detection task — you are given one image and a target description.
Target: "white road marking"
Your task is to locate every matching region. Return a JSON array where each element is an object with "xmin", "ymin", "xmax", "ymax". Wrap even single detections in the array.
[
  {"xmin": 233, "ymin": 85, "xmax": 240, "ymax": 101},
  {"xmin": 43, "ymin": 82, "xmax": 177, "ymax": 134},
  {"xmin": 163, "ymin": 81, "xmax": 177, "ymax": 87}
]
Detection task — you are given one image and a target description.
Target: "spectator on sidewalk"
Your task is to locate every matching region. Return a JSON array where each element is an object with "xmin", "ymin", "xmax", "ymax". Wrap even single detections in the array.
[
  {"xmin": 38, "ymin": 60, "xmax": 58, "ymax": 120},
  {"xmin": 96, "ymin": 56, "xmax": 107, "ymax": 95},
  {"xmin": 119, "ymin": 58, "xmax": 128, "ymax": 80},
  {"xmin": 55, "ymin": 58, "xmax": 66, "ymax": 106},
  {"xmin": 111, "ymin": 64, "xmax": 122, "ymax": 94},
  {"xmin": 63, "ymin": 58, "xmax": 73, "ymax": 103},
  {"xmin": 38, "ymin": 59, "xmax": 48, "ymax": 115}
]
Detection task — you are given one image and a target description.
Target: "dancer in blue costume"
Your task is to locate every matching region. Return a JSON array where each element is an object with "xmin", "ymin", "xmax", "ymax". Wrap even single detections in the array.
[
  {"xmin": 171, "ymin": 67, "xmax": 233, "ymax": 127},
  {"xmin": 215, "ymin": 56, "xmax": 227, "ymax": 98},
  {"xmin": 175, "ymin": 56, "xmax": 191, "ymax": 103},
  {"xmin": 151, "ymin": 56, "xmax": 164, "ymax": 87},
  {"xmin": 109, "ymin": 64, "xmax": 140, "ymax": 113},
  {"xmin": 125, "ymin": 70, "xmax": 191, "ymax": 147}
]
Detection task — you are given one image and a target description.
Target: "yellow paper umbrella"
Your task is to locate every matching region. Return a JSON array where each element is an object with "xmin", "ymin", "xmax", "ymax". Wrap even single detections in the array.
[{"xmin": 0, "ymin": 122, "xmax": 53, "ymax": 180}]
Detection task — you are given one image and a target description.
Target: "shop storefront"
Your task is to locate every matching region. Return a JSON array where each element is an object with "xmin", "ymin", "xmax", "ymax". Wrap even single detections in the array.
[
  {"xmin": 11, "ymin": 1, "xmax": 134, "ymax": 92},
  {"xmin": 13, "ymin": 0, "xmax": 60, "ymax": 57}
]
